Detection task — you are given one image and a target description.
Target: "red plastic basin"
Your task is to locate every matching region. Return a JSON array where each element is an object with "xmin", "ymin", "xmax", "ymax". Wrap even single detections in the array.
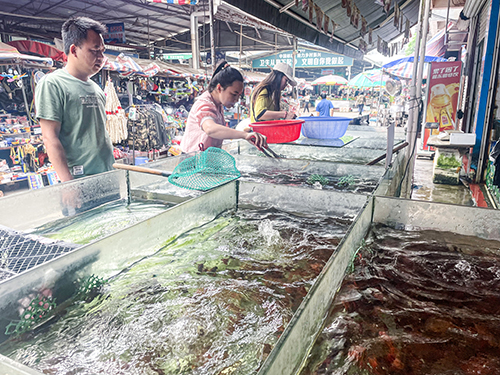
[{"xmin": 249, "ymin": 119, "xmax": 304, "ymax": 144}]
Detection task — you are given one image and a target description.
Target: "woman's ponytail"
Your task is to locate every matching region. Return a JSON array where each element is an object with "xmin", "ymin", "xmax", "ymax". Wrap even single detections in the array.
[{"xmin": 208, "ymin": 61, "xmax": 244, "ymax": 92}]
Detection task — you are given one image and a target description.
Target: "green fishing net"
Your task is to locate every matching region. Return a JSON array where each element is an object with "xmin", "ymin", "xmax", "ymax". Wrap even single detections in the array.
[
  {"xmin": 168, "ymin": 147, "xmax": 241, "ymax": 191},
  {"xmin": 5, "ymin": 275, "xmax": 105, "ymax": 336},
  {"xmin": 5, "ymin": 295, "xmax": 56, "ymax": 336},
  {"xmin": 337, "ymin": 174, "xmax": 355, "ymax": 187},
  {"xmin": 307, "ymin": 174, "xmax": 329, "ymax": 186}
]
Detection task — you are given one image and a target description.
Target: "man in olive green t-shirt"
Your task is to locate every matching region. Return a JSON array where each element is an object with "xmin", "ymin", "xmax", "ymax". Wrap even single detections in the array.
[{"xmin": 36, "ymin": 17, "xmax": 114, "ymax": 182}]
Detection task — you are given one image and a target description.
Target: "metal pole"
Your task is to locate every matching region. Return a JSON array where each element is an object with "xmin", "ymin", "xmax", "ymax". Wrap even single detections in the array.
[
  {"xmin": 190, "ymin": 11, "xmax": 200, "ymax": 69},
  {"xmin": 292, "ymin": 36, "xmax": 297, "ymax": 100},
  {"xmin": 209, "ymin": 0, "xmax": 216, "ymax": 74},
  {"xmin": 445, "ymin": 0, "xmax": 451, "ymax": 45},
  {"xmin": 147, "ymin": 15, "xmax": 150, "ymax": 59},
  {"xmin": 403, "ymin": 0, "xmax": 431, "ymax": 198},
  {"xmin": 17, "ymin": 65, "xmax": 32, "ymax": 126},
  {"xmin": 239, "ymin": 24, "xmax": 243, "ymax": 68}
]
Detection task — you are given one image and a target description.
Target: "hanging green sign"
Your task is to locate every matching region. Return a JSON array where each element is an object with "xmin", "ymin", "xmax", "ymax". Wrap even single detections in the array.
[
  {"xmin": 163, "ymin": 53, "xmax": 192, "ymax": 60},
  {"xmin": 252, "ymin": 49, "xmax": 353, "ymax": 69}
]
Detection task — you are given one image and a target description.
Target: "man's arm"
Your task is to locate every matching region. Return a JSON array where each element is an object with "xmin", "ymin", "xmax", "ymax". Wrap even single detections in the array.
[{"xmin": 39, "ymin": 119, "xmax": 73, "ymax": 182}]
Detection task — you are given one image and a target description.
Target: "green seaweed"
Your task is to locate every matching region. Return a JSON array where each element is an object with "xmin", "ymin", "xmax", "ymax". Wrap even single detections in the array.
[{"xmin": 436, "ymin": 154, "xmax": 461, "ymax": 170}]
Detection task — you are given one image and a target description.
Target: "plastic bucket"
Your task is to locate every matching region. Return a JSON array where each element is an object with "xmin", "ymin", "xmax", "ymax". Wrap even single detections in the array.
[
  {"xmin": 135, "ymin": 157, "xmax": 148, "ymax": 165},
  {"xmin": 299, "ymin": 116, "xmax": 350, "ymax": 139},
  {"xmin": 249, "ymin": 120, "xmax": 304, "ymax": 143}
]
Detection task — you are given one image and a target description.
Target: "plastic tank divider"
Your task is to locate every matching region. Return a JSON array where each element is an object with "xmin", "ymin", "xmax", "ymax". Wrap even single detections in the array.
[
  {"xmin": 257, "ymin": 197, "xmax": 374, "ymax": 375},
  {"xmin": 0, "ymin": 353, "xmax": 44, "ymax": 375},
  {"xmin": 373, "ymin": 196, "xmax": 500, "ymax": 240},
  {"xmin": 0, "ymin": 170, "xmax": 128, "ymax": 231},
  {"xmin": 238, "ymin": 181, "xmax": 368, "ymax": 217},
  {"xmin": 373, "ymin": 150, "xmax": 407, "ymax": 197},
  {"xmin": 0, "ymin": 181, "xmax": 238, "ymax": 346}
]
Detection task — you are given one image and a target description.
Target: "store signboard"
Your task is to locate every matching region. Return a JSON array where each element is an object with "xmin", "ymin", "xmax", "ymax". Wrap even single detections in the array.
[
  {"xmin": 252, "ymin": 49, "xmax": 353, "ymax": 69},
  {"xmin": 103, "ymin": 23, "xmax": 126, "ymax": 44},
  {"xmin": 425, "ymin": 61, "xmax": 462, "ymax": 131},
  {"xmin": 163, "ymin": 53, "xmax": 192, "ymax": 60}
]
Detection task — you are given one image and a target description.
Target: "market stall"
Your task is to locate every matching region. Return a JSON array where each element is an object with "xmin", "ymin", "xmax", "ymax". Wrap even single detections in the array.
[{"xmin": 0, "ymin": 43, "xmax": 55, "ymax": 194}]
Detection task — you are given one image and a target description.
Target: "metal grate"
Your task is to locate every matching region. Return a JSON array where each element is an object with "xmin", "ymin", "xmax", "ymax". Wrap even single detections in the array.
[{"xmin": 0, "ymin": 226, "xmax": 79, "ymax": 282}]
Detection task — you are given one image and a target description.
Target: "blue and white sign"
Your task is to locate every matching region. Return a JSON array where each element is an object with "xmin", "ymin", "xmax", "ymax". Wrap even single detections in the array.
[
  {"xmin": 252, "ymin": 49, "xmax": 353, "ymax": 69},
  {"xmin": 103, "ymin": 23, "xmax": 126, "ymax": 44}
]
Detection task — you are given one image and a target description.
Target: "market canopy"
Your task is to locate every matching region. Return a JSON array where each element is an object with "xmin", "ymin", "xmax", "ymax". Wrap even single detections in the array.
[
  {"xmin": 223, "ymin": 0, "xmax": 421, "ymax": 59},
  {"xmin": 0, "ymin": 42, "xmax": 53, "ymax": 68},
  {"xmin": 8, "ymin": 41, "xmax": 66, "ymax": 63},
  {"xmin": 382, "ymin": 56, "xmax": 447, "ymax": 69},
  {"xmin": 348, "ymin": 73, "xmax": 380, "ymax": 88},
  {"xmin": 312, "ymin": 74, "xmax": 347, "ymax": 86},
  {"xmin": 382, "ymin": 56, "xmax": 447, "ymax": 79}
]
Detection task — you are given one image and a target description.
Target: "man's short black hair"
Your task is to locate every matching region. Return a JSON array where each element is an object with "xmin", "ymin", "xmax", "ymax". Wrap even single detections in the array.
[
  {"xmin": 320, "ymin": 93, "xmax": 327, "ymax": 99},
  {"xmin": 62, "ymin": 17, "xmax": 106, "ymax": 55}
]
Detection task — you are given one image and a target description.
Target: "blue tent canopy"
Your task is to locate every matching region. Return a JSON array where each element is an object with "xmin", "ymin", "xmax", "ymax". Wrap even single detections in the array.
[{"xmin": 382, "ymin": 56, "xmax": 447, "ymax": 69}]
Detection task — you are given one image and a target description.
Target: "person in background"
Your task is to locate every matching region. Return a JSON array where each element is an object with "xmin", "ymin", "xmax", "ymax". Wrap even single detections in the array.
[
  {"xmin": 35, "ymin": 17, "xmax": 113, "ymax": 182},
  {"xmin": 181, "ymin": 61, "xmax": 267, "ymax": 153},
  {"xmin": 356, "ymin": 93, "xmax": 366, "ymax": 115},
  {"xmin": 250, "ymin": 62, "xmax": 297, "ymax": 122},
  {"xmin": 315, "ymin": 93, "xmax": 334, "ymax": 117},
  {"xmin": 303, "ymin": 93, "xmax": 311, "ymax": 113}
]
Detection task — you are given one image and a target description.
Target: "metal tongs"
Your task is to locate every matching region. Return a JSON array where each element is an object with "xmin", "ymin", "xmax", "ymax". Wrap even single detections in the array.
[{"xmin": 260, "ymin": 145, "xmax": 281, "ymax": 158}]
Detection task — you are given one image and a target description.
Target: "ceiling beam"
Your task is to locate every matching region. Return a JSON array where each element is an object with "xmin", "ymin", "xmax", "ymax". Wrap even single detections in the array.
[
  {"xmin": 118, "ymin": 0, "xmax": 192, "ymax": 22},
  {"xmin": 279, "ymin": 0, "xmax": 296, "ymax": 13}
]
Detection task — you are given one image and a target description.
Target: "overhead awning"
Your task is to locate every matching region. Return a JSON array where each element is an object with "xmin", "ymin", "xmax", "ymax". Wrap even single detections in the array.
[
  {"xmin": 222, "ymin": 0, "xmax": 421, "ymax": 59},
  {"xmin": 0, "ymin": 42, "xmax": 53, "ymax": 68},
  {"xmin": 242, "ymin": 70, "xmax": 268, "ymax": 83},
  {"xmin": 104, "ymin": 53, "xmax": 207, "ymax": 80},
  {"xmin": 8, "ymin": 40, "xmax": 66, "ymax": 63}
]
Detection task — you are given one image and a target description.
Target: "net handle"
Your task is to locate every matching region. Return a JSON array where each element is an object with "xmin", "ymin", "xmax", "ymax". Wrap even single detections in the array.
[{"xmin": 113, "ymin": 163, "xmax": 171, "ymax": 177}]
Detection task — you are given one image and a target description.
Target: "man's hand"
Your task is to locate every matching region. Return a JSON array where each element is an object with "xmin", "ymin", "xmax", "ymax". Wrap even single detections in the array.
[
  {"xmin": 61, "ymin": 188, "xmax": 82, "ymax": 215},
  {"xmin": 39, "ymin": 119, "xmax": 73, "ymax": 182}
]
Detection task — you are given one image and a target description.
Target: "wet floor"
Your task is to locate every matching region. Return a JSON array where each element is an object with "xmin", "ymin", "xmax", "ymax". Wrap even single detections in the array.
[{"xmin": 411, "ymin": 158, "xmax": 475, "ymax": 206}]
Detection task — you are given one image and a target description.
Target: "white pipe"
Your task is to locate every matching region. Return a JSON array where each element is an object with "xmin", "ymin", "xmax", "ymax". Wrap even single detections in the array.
[
  {"xmin": 190, "ymin": 12, "xmax": 200, "ymax": 70},
  {"xmin": 209, "ymin": 0, "xmax": 216, "ymax": 74},
  {"xmin": 403, "ymin": 0, "xmax": 429, "ymax": 198},
  {"xmin": 405, "ymin": 0, "xmax": 423, "ymax": 158},
  {"xmin": 408, "ymin": 0, "xmax": 431, "ymax": 198}
]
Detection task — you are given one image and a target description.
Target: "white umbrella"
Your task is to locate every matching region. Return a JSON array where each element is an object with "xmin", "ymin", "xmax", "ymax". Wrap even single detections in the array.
[{"xmin": 312, "ymin": 74, "xmax": 348, "ymax": 86}]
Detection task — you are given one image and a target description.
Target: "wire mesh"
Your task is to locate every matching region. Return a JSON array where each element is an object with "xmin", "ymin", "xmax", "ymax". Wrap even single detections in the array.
[
  {"xmin": 168, "ymin": 147, "xmax": 241, "ymax": 191},
  {"xmin": 0, "ymin": 226, "xmax": 78, "ymax": 282}
]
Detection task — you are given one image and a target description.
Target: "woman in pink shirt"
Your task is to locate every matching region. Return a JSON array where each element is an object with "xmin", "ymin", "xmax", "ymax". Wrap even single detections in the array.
[{"xmin": 181, "ymin": 61, "xmax": 267, "ymax": 153}]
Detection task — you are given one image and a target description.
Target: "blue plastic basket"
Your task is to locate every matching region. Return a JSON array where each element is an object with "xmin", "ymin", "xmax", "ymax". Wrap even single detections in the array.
[{"xmin": 299, "ymin": 116, "xmax": 350, "ymax": 139}]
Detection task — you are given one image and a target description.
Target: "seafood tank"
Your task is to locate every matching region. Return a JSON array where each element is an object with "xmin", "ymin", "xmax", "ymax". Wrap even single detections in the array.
[
  {"xmin": 143, "ymin": 155, "xmax": 387, "ymax": 196},
  {"xmin": 302, "ymin": 224, "xmax": 500, "ymax": 374},
  {"xmin": 232, "ymin": 125, "xmax": 407, "ymax": 165},
  {"xmin": 257, "ymin": 197, "xmax": 500, "ymax": 375},
  {"xmin": 0, "ymin": 182, "xmax": 368, "ymax": 374},
  {"xmin": 0, "ymin": 134, "xmax": 411, "ymax": 374}
]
